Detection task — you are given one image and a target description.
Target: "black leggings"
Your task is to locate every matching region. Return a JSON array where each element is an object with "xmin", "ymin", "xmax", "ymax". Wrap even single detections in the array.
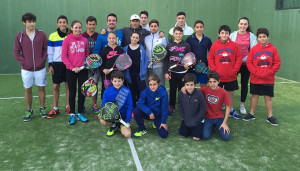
[
  {"xmin": 169, "ymin": 72, "xmax": 185, "ymax": 107},
  {"xmin": 238, "ymin": 65, "xmax": 250, "ymax": 103}
]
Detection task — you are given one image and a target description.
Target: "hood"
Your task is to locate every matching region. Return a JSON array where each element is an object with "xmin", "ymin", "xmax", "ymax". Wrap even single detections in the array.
[
  {"xmin": 216, "ymin": 37, "xmax": 233, "ymax": 45},
  {"xmin": 69, "ymin": 33, "xmax": 83, "ymax": 40},
  {"xmin": 174, "ymin": 22, "xmax": 188, "ymax": 30}
]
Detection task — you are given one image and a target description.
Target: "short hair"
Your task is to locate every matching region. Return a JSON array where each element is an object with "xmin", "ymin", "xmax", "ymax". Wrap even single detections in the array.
[
  {"xmin": 140, "ymin": 11, "xmax": 148, "ymax": 17},
  {"xmin": 256, "ymin": 28, "xmax": 269, "ymax": 37},
  {"xmin": 183, "ymin": 73, "xmax": 196, "ymax": 84},
  {"xmin": 194, "ymin": 20, "xmax": 204, "ymax": 27},
  {"xmin": 86, "ymin": 16, "xmax": 97, "ymax": 24},
  {"xmin": 148, "ymin": 74, "xmax": 160, "ymax": 84},
  {"xmin": 238, "ymin": 17, "xmax": 252, "ymax": 32},
  {"xmin": 173, "ymin": 26, "xmax": 183, "ymax": 33},
  {"xmin": 218, "ymin": 25, "xmax": 231, "ymax": 34},
  {"xmin": 57, "ymin": 15, "xmax": 68, "ymax": 23},
  {"xmin": 108, "ymin": 31, "xmax": 117, "ymax": 37},
  {"xmin": 111, "ymin": 71, "xmax": 124, "ymax": 81},
  {"xmin": 149, "ymin": 19, "xmax": 159, "ymax": 27},
  {"xmin": 107, "ymin": 13, "xmax": 117, "ymax": 22},
  {"xmin": 177, "ymin": 11, "xmax": 186, "ymax": 17},
  {"xmin": 22, "ymin": 13, "xmax": 36, "ymax": 22},
  {"xmin": 207, "ymin": 71, "xmax": 220, "ymax": 82},
  {"xmin": 130, "ymin": 32, "xmax": 139, "ymax": 37}
]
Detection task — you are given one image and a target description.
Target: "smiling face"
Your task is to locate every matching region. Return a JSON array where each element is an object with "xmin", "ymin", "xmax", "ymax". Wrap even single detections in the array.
[
  {"xmin": 194, "ymin": 23, "xmax": 204, "ymax": 36},
  {"xmin": 218, "ymin": 30, "xmax": 230, "ymax": 43},
  {"xmin": 107, "ymin": 33, "xmax": 117, "ymax": 46},
  {"xmin": 176, "ymin": 15, "xmax": 186, "ymax": 28},
  {"xmin": 111, "ymin": 78, "xmax": 123, "ymax": 90},
  {"xmin": 71, "ymin": 22, "xmax": 82, "ymax": 36},
  {"xmin": 149, "ymin": 80, "xmax": 159, "ymax": 92},
  {"xmin": 257, "ymin": 33, "xmax": 269, "ymax": 46},
  {"xmin": 149, "ymin": 23, "xmax": 159, "ymax": 34},
  {"xmin": 130, "ymin": 33, "xmax": 140, "ymax": 44},
  {"xmin": 184, "ymin": 81, "xmax": 195, "ymax": 94},
  {"xmin": 57, "ymin": 18, "xmax": 68, "ymax": 32},
  {"xmin": 140, "ymin": 14, "xmax": 148, "ymax": 26},
  {"xmin": 107, "ymin": 16, "xmax": 117, "ymax": 30},
  {"xmin": 238, "ymin": 19, "xmax": 249, "ymax": 33},
  {"xmin": 208, "ymin": 78, "xmax": 219, "ymax": 91},
  {"xmin": 86, "ymin": 21, "xmax": 97, "ymax": 33},
  {"xmin": 173, "ymin": 30, "xmax": 183, "ymax": 42}
]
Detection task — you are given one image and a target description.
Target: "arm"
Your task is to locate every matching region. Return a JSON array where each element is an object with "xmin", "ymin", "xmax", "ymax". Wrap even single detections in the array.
[
  {"xmin": 101, "ymin": 90, "xmax": 108, "ymax": 107},
  {"xmin": 246, "ymin": 49, "xmax": 257, "ymax": 74},
  {"xmin": 13, "ymin": 34, "xmax": 24, "ymax": 64},
  {"xmin": 163, "ymin": 45, "xmax": 170, "ymax": 74},
  {"xmin": 220, "ymin": 105, "xmax": 230, "ymax": 134},
  {"xmin": 177, "ymin": 92, "xmax": 185, "ymax": 119},
  {"xmin": 42, "ymin": 32, "xmax": 48, "ymax": 64},
  {"xmin": 92, "ymin": 35, "xmax": 102, "ymax": 54},
  {"xmin": 141, "ymin": 45, "xmax": 148, "ymax": 77},
  {"xmin": 161, "ymin": 91, "xmax": 169, "ymax": 124},
  {"xmin": 208, "ymin": 45, "xmax": 217, "ymax": 71},
  {"xmin": 84, "ymin": 39, "xmax": 89, "ymax": 57},
  {"xmin": 197, "ymin": 91, "xmax": 207, "ymax": 121},
  {"xmin": 125, "ymin": 91, "xmax": 133, "ymax": 123},
  {"xmin": 61, "ymin": 38, "xmax": 74, "ymax": 70},
  {"xmin": 233, "ymin": 46, "xmax": 242, "ymax": 73},
  {"xmin": 270, "ymin": 48, "xmax": 281, "ymax": 74},
  {"xmin": 137, "ymin": 90, "xmax": 152, "ymax": 115}
]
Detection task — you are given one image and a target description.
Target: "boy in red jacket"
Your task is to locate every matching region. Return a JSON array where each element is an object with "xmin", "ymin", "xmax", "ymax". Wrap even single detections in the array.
[
  {"xmin": 208, "ymin": 25, "xmax": 242, "ymax": 119},
  {"xmin": 243, "ymin": 28, "xmax": 281, "ymax": 126}
]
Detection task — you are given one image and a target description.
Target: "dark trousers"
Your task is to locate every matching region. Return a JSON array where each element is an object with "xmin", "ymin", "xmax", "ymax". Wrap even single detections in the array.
[
  {"xmin": 66, "ymin": 69, "xmax": 88, "ymax": 114},
  {"xmin": 169, "ymin": 72, "xmax": 185, "ymax": 107},
  {"xmin": 238, "ymin": 65, "xmax": 250, "ymax": 102},
  {"xmin": 133, "ymin": 107, "xmax": 168, "ymax": 138},
  {"xmin": 128, "ymin": 72, "xmax": 146, "ymax": 107}
]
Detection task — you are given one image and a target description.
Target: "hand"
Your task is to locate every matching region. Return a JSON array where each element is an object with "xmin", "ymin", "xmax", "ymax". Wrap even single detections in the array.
[
  {"xmin": 101, "ymin": 29, "xmax": 106, "ymax": 35},
  {"xmin": 149, "ymin": 113, "xmax": 155, "ymax": 120},
  {"xmin": 159, "ymin": 32, "xmax": 165, "ymax": 38},
  {"xmin": 49, "ymin": 66, "xmax": 54, "ymax": 75},
  {"xmin": 98, "ymin": 114, "xmax": 102, "ymax": 120},
  {"xmin": 184, "ymin": 64, "xmax": 190, "ymax": 70},
  {"xmin": 181, "ymin": 86, "xmax": 187, "ymax": 94},
  {"xmin": 219, "ymin": 122, "xmax": 230, "ymax": 134},
  {"xmin": 72, "ymin": 67, "xmax": 80, "ymax": 73},
  {"xmin": 165, "ymin": 73, "xmax": 170, "ymax": 80},
  {"xmin": 160, "ymin": 123, "xmax": 168, "ymax": 131},
  {"xmin": 103, "ymin": 69, "xmax": 111, "ymax": 75}
]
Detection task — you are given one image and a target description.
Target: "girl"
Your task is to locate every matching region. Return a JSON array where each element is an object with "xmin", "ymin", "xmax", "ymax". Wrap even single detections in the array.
[
  {"xmin": 229, "ymin": 17, "xmax": 257, "ymax": 115},
  {"xmin": 62, "ymin": 20, "xmax": 89, "ymax": 125}
]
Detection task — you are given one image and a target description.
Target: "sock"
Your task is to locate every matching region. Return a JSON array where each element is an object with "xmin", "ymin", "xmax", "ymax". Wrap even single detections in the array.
[
  {"xmin": 240, "ymin": 104, "xmax": 245, "ymax": 107},
  {"xmin": 53, "ymin": 107, "xmax": 59, "ymax": 110},
  {"xmin": 27, "ymin": 109, "xmax": 33, "ymax": 112},
  {"xmin": 230, "ymin": 108, "xmax": 234, "ymax": 112},
  {"xmin": 268, "ymin": 115, "xmax": 273, "ymax": 118},
  {"xmin": 70, "ymin": 113, "xmax": 75, "ymax": 116},
  {"xmin": 40, "ymin": 107, "xmax": 46, "ymax": 110},
  {"xmin": 112, "ymin": 123, "xmax": 117, "ymax": 128},
  {"xmin": 66, "ymin": 105, "xmax": 69, "ymax": 108},
  {"xmin": 249, "ymin": 113, "xmax": 254, "ymax": 116}
]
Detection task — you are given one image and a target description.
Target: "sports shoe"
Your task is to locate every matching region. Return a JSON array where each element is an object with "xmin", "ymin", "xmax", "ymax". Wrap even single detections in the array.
[
  {"xmin": 243, "ymin": 113, "xmax": 255, "ymax": 121},
  {"xmin": 239, "ymin": 105, "xmax": 247, "ymax": 115},
  {"xmin": 152, "ymin": 122, "xmax": 157, "ymax": 129},
  {"xmin": 267, "ymin": 116, "xmax": 278, "ymax": 126},
  {"xmin": 77, "ymin": 113, "xmax": 88, "ymax": 122},
  {"xmin": 107, "ymin": 125, "xmax": 118, "ymax": 137},
  {"xmin": 134, "ymin": 130, "xmax": 147, "ymax": 138},
  {"xmin": 222, "ymin": 104, "xmax": 225, "ymax": 110},
  {"xmin": 40, "ymin": 107, "xmax": 47, "ymax": 118},
  {"xmin": 229, "ymin": 110, "xmax": 242, "ymax": 119},
  {"xmin": 168, "ymin": 106, "xmax": 175, "ymax": 115},
  {"xmin": 92, "ymin": 104, "xmax": 100, "ymax": 114},
  {"xmin": 24, "ymin": 110, "xmax": 33, "ymax": 121},
  {"xmin": 47, "ymin": 109, "xmax": 59, "ymax": 118},
  {"xmin": 65, "ymin": 106, "xmax": 70, "ymax": 115},
  {"xmin": 68, "ymin": 114, "xmax": 76, "ymax": 125}
]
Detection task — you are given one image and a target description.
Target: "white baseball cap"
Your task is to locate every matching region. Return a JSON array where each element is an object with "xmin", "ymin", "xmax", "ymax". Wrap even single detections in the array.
[{"xmin": 130, "ymin": 14, "xmax": 140, "ymax": 21}]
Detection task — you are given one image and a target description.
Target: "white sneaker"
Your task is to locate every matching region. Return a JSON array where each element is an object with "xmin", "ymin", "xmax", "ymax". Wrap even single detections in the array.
[{"xmin": 239, "ymin": 105, "xmax": 247, "ymax": 114}]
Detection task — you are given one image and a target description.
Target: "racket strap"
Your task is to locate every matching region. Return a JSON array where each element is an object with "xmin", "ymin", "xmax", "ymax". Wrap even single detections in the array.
[{"xmin": 114, "ymin": 87, "xmax": 130, "ymax": 109}]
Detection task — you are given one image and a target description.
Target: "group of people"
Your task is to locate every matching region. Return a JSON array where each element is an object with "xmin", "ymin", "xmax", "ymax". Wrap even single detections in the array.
[{"xmin": 13, "ymin": 11, "xmax": 281, "ymax": 140}]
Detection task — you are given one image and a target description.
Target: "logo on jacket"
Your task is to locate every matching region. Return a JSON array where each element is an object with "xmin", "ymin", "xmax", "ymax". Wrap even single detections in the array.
[
  {"xmin": 219, "ymin": 52, "xmax": 231, "ymax": 63},
  {"xmin": 207, "ymin": 94, "xmax": 219, "ymax": 104},
  {"xmin": 155, "ymin": 97, "xmax": 160, "ymax": 101},
  {"xmin": 70, "ymin": 41, "xmax": 85, "ymax": 53},
  {"xmin": 107, "ymin": 51, "xmax": 118, "ymax": 59},
  {"xmin": 257, "ymin": 55, "xmax": 270, "ymax": 67}
]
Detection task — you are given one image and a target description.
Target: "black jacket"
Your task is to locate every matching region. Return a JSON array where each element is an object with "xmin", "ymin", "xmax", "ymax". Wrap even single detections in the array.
[{"xmin": 120, "ymin": 26, "xmax": 150, "ymax": 48}]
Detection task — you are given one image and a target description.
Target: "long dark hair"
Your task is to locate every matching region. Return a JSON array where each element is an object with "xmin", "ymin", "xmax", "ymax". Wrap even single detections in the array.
[
  {"xmin": 238, "ymin": 17, "xmax": 252, "ymax": 32},
  {"xmin": 67, "ymin": 20, "xmax": 82, "ymax": 36}
]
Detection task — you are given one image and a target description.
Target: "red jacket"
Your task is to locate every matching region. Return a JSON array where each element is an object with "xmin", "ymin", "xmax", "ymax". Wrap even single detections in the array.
[
  {"xmin": 208, "ymin": 38, "xmax": 242, "ymax": 82},
  {"xmin": 13, "ymin": 29, "xmax": 48, "ymax": 71},
  {"xmin": 246, "ymin": 42, "xmax": 281, "ymax": 84}
]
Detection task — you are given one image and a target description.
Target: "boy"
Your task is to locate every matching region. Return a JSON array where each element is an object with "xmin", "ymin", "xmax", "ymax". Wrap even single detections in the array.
[
  {"xmin": 168, "ymin": 12, "xmax": 194, "ymax": 41},
  {"xmin": 144, "ymin": 19, "xmax": 169, "ymax": 87},
  {"xmin": 186, "ymin": 20, "xmax": 212, "ymax": 88},
  {"xmin": 140, "ymin": 11, "xmax": 150, "ymax": 31},
  {"xmin": 201, "ymin": 71, "xmax": 231, "ymax": 141},
  {"xmin": 47, "ymin": 15, "xmax": 70, "ymax": 118},
  {"xmin": 13, "ymin": 13, "xmax": 48, "ymax": 121},
  {"xmin": 98, "ymin": 71, "xmax": 133, "ymax": 138},
  {"xmin": 243, "ymin": 28, "xmax": 281, "ymax": 126},
  {"xmin": 133, "ymin": 74, "xmax": 169, "ymax": 138},
  {"xmin": 208, "ymin": 25, "xmax": 242, "ymax": 119},
  {"xmin": 82, "ymin": 16, "xmax": 100, "ymax": 113},
  {"xmin": 178, "ymin": 73, "xmax": 206, "ymax": 141},
  {"xmin": 163, "ymin": 26, "xmax": 191, "ymax": 115}
]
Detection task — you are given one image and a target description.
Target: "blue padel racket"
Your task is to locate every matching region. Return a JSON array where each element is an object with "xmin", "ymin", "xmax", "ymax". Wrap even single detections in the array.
[
  {"xmin": 148, "ymin": 44, "xmax": 167, "ymax": 68},
  {"xmin": 100, "ymin": 102, "xmax": 129, "ymax": 128},
  {"xmin": 194, "ymin": 60, "xmax": 210, "ymax": 74},
  {"xmin": 80, "ymin": 54, "xmax": 102, "ymax": 70},
  {"xmin": 109, "ymin": 53, "xmax": 132, "ymax": 72},
  {"xmin": 169, "ymin": 52, "xmax": 196, "ymax": 69}
]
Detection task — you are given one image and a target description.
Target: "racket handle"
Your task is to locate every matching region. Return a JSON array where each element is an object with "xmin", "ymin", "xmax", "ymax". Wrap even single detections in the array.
[
  {"xmin": 79, "ymin": 66, "xmax": 84, "ymax": 70},
  {"xmin": 120, "ymin": 119, "xmax": 130, "ymax": 128},
  {"xmin": 147, "ymin": 62, "xmax": 153, "ymax": 68},
  {"xmin": 169, "ymin": 64, "xmax": 176, "ymax": 69},
  {"xmin": 109, "ymin": 68, "xmax": 113, "ymax": 72}
]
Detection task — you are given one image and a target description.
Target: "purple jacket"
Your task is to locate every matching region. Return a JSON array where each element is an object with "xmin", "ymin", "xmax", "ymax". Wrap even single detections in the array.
[{"xmin": 13, "ymin": 29, "xmax": 48, "ymax": 71}]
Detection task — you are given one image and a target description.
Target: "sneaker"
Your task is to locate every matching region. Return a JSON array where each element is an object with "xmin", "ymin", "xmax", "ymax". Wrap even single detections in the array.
[
  {"xmin": 229, "ymin": 110, "xmax": 242, "ymax": 119},
  {"xmin": 77, "ymin": 113, "xmax": 88, "ymax": 122},
  {"xmin": 68, "ymin": 114, "xmax": 76, "ymax": 125},
  {"xmin": 239, "ymin": 105, "xmax": 247, "ymax": 115},
  {"xmin": 222, "ymin": 104, "xmax": 225, "ymax": 110},
  {"xmin": 65, "ymin": 106, "xmax": 70, "ymax": 115},
  {"xmin": 152, "ymin": 122, "xmax": 157, "ymax": 129},
  {"xmin": 243, "ymin": 113, "xmax": 255, "ymax": 121},
  {"xmin": 40, "ymin": 107, "xmax": 47, "ymax": 118},
  {"xmin": 134, "ymin": 130, "xmax": 147, "ymax": 138},
  {"xmin": 24, "ymin": 110, "xmax": 33, "ymax": 121},
  {"xmin": 168, "ymin": 106, "xmax": 175, "ymax": 115},
  {"xmin": 92, "ymin": 104, "xmax": 100, "ymax": 114},
  {"xmin": 47, "ymin": 109, "xmax": 59, "ymax": 118},
  {"xmin": 106, "ymin": 125, "xmax": 117, "ymax": 137},
  {"xmin": 267, "ymin": 116, "xmax": 278, "ymax": 126}
]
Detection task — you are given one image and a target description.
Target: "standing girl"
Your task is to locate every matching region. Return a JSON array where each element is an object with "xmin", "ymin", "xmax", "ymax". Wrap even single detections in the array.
[
  {"xmin": 62, "ymin": 20, "xmax": 89, "ymax": 125},
  {"xmin": 229, "ymin": 17, "xmax": 257, "ymax": 115}
]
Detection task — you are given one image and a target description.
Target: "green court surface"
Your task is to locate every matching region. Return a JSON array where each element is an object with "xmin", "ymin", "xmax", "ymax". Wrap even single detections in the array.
[{"xmin": 0, "ymin": 74, "xmax": 299, "ymax": 170}]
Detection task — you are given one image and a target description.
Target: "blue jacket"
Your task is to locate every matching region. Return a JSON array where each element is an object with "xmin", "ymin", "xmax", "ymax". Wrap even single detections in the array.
[
  {"xmin": 186, "ymin": 34, "xmax": 212, "ymax": 66},
  {"xmin": 137, "ymin": 86, "xmax": 169, "ymax": 124},
  {"xmin": 101, "ymin": 85, "xmax": 133, "ymax": 123},
  {"xmin": 92, "ymin": 29, "xmax": 123, "ymax": 55},
  {"xmin": 123, "ymin": 44, "xmax": 148, "ymax": 83}
]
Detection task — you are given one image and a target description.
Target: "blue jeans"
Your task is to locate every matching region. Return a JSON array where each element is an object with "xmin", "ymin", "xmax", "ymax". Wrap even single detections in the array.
[{"xmin": 203, "ymin": 118, "xmax": 231, "ymax": 141}]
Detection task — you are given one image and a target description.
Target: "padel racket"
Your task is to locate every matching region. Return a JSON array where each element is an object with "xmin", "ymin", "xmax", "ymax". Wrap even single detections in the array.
[
  {"xmin": 194, "ymin": 60, "xmax": 210, "ymax": 74},
  {"xmin": 148, "ymin": 44, "xmax": 167, "ymax": 68},
  {"xmin": 81, "ymin": 74, "xmax": 97, "ymax": 97},
  {"xmin": 80, "ymin": 54, "xmax": 102, "ymax": 70},
  {"xmin": 108, "ymin": 53, "xmax": 132, "ymax": 72},
  {"xmin": 100, "ymin": 102, "xmax": 129, "ymax": 128},
  {"xmin": 169, "ymin": 52, "xmax": 196, "ymax": 69}
]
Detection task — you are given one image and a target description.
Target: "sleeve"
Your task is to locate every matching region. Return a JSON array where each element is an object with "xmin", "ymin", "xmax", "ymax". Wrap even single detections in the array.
[
  {"xmin": 137, "ymin": 90, "xmax": 152, "ymax": 115},
  {"xmin": 13, "ymin": 34, "xmax": 24, "ymax": 65},
  {"xmin": 163, "ymin": 36, "xmax": 169, "ymax": 47},
  {"xmin": 207, "ymin": 38, "xmax": 212, "ymax": 52},
  {"xmin": 100, "ymin": 48, "xmax": 107, "ymax": 71},
  {"xmin": 163, "ymin": 44, "xmax": 170, "ymax": 74},
  {"xmin": 61, "ymin": 38, "xmax": 74, "ymax": 70},
  {"xmin": 186, "ymin": 43, "xmax": 191, "ymax": 53},
  {"xmin": 270, "ymin": 48, "xmax": 281, "ymax": 74},
  {"xmin": 246, "ymin": 49, "xmax": 256, "ymax": 74},
  {"xmin": 101, "ymin": 90, "xmax": 108, "ymax": 107},
  {"xmin": 223, "ymin": 90, "xmax": 231, "ymax": 106},
  {"xmin": 42, "ymin": 33, "xmax": 48, "ymax": 64},
  {"xmin": 233, "ymin": 45, "xmax": 242, "ymax": 73},
  {"xmin": 120, "ymin": 28, "xmax": 125, "ymax": 47},
  {"xmin": 125, "ymin": 90, "xmax": 133, "ymax": 123},
  {"xmin": 177, "ymin": 92, "xmax": 185, "ymax": 119},
  {"xmin": 47, "ymin": 38, "xmax": 54, "ymax": 63},
  {"xmin": 141, "ymin": 45, "xmax": 148, "ymax": 77},
  {"xmin": 197, "ymin": 91, "xmax": 207, "ymax": 121},
  {"xmin": 161, "ymin": 91, "xmax": 169, "ymax": 124},
  {"xmin": 85, "ymin": 39, "xmax": 90, "ymax": 57},
  {"xmin": 118, "ymin": 31, "xmax": 124, "ymax": 46},
  {"xmin": 208, "ymin": 44, "xmax": 217, "ymax": 71},
  {"xmin": 92, "ymin": 35, "xmax": 102, "ymax": 54}
]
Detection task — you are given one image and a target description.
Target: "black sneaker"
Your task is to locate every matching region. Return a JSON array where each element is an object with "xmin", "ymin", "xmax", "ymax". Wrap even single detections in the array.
[
  {"xmin": 243, "ymin": 113, "xmax": 255, "ymax": 121},
  {"xmin": 267, "ymin": 116, "xmax": 278, "ymax": 126}
]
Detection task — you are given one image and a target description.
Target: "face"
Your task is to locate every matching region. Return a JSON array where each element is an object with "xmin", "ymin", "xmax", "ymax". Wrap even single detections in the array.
[
  {"xmin": 86, "ymin": 21, "xmax": 97, "ymax": 32},
  {"xmin": 71, "ymin": 22, "xmax": 82, "ymax": 36},
  {"xmin": 176, "ymin": 15, "xmax": 186, "ymax": 27},
  {"xmin": 107, "ymin": 33, "xmax": 117, "ymax": 46},
  {"xmin": 208, "ymin": 78, "xmax": 219, "ymax": 91},
  {"xmin": 112, "ymin": 78, "xmax": 123, "ymax": 90},
  {"xmin": 185, "ymin": 81, "xmax": 195, "ymax": 94},
  {"xmin": 57, "ymin": 19, "xmax": 68, "ymax": 32},
  {"xmin": 130, "ymin": 33, "xmax": 140, "ymax": 44},
  {"xmin": 23, "ymin": 20, "xmax": 36, "ymax": 30},
  {"xmin": 130, "ymin": 20, "xmax": 140, "ymax": 29},
  {"xmin": 149, "ymin": 23, "xmax": 159, "ymax": 34},
  {"xmin": 140, "ymin": 14, "xmax": 148, "ymax": 26},
  {"xmin": 238, "ymin": 19, "xmax": 249, "ymax": 33},
  {"xmin": 218, "ymin": 30, "xmax": 230, "ymax": 42},
  {"xmin": 194, "ymin": 23, "xmax": 204, "ymax": 35},
  {"xmin": 149, "ymin": 80, "xmax": 159, "ymax": 92},
  {"xmin": 173, "ymin": 30, "xmax": 183, "ymax": 42},
  {"xmin": 257, "ymin": 33, "xmax": 269, "ymax": 46},
  {"xmin": 107, "ymin": 16, "xmax": 117, "ymax": 30}
]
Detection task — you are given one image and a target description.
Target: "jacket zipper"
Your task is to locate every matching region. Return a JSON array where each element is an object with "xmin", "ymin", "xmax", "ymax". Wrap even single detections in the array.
[{"xmin": 32, "ymin": 40, "xmax": 35, "ymax": 71}]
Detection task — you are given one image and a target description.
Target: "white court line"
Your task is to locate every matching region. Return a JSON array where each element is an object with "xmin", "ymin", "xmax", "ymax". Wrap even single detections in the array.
[
  {"xmin": 0, "ymin": 94, "xmax": 66, "ymax": 100},
  {"xmin": 276, "ymin": 76, "xmax": 298, "ymax": 83},
  {"xmin": 127, "ymin": 138, "xmax": 143, "ymax": 171}
]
